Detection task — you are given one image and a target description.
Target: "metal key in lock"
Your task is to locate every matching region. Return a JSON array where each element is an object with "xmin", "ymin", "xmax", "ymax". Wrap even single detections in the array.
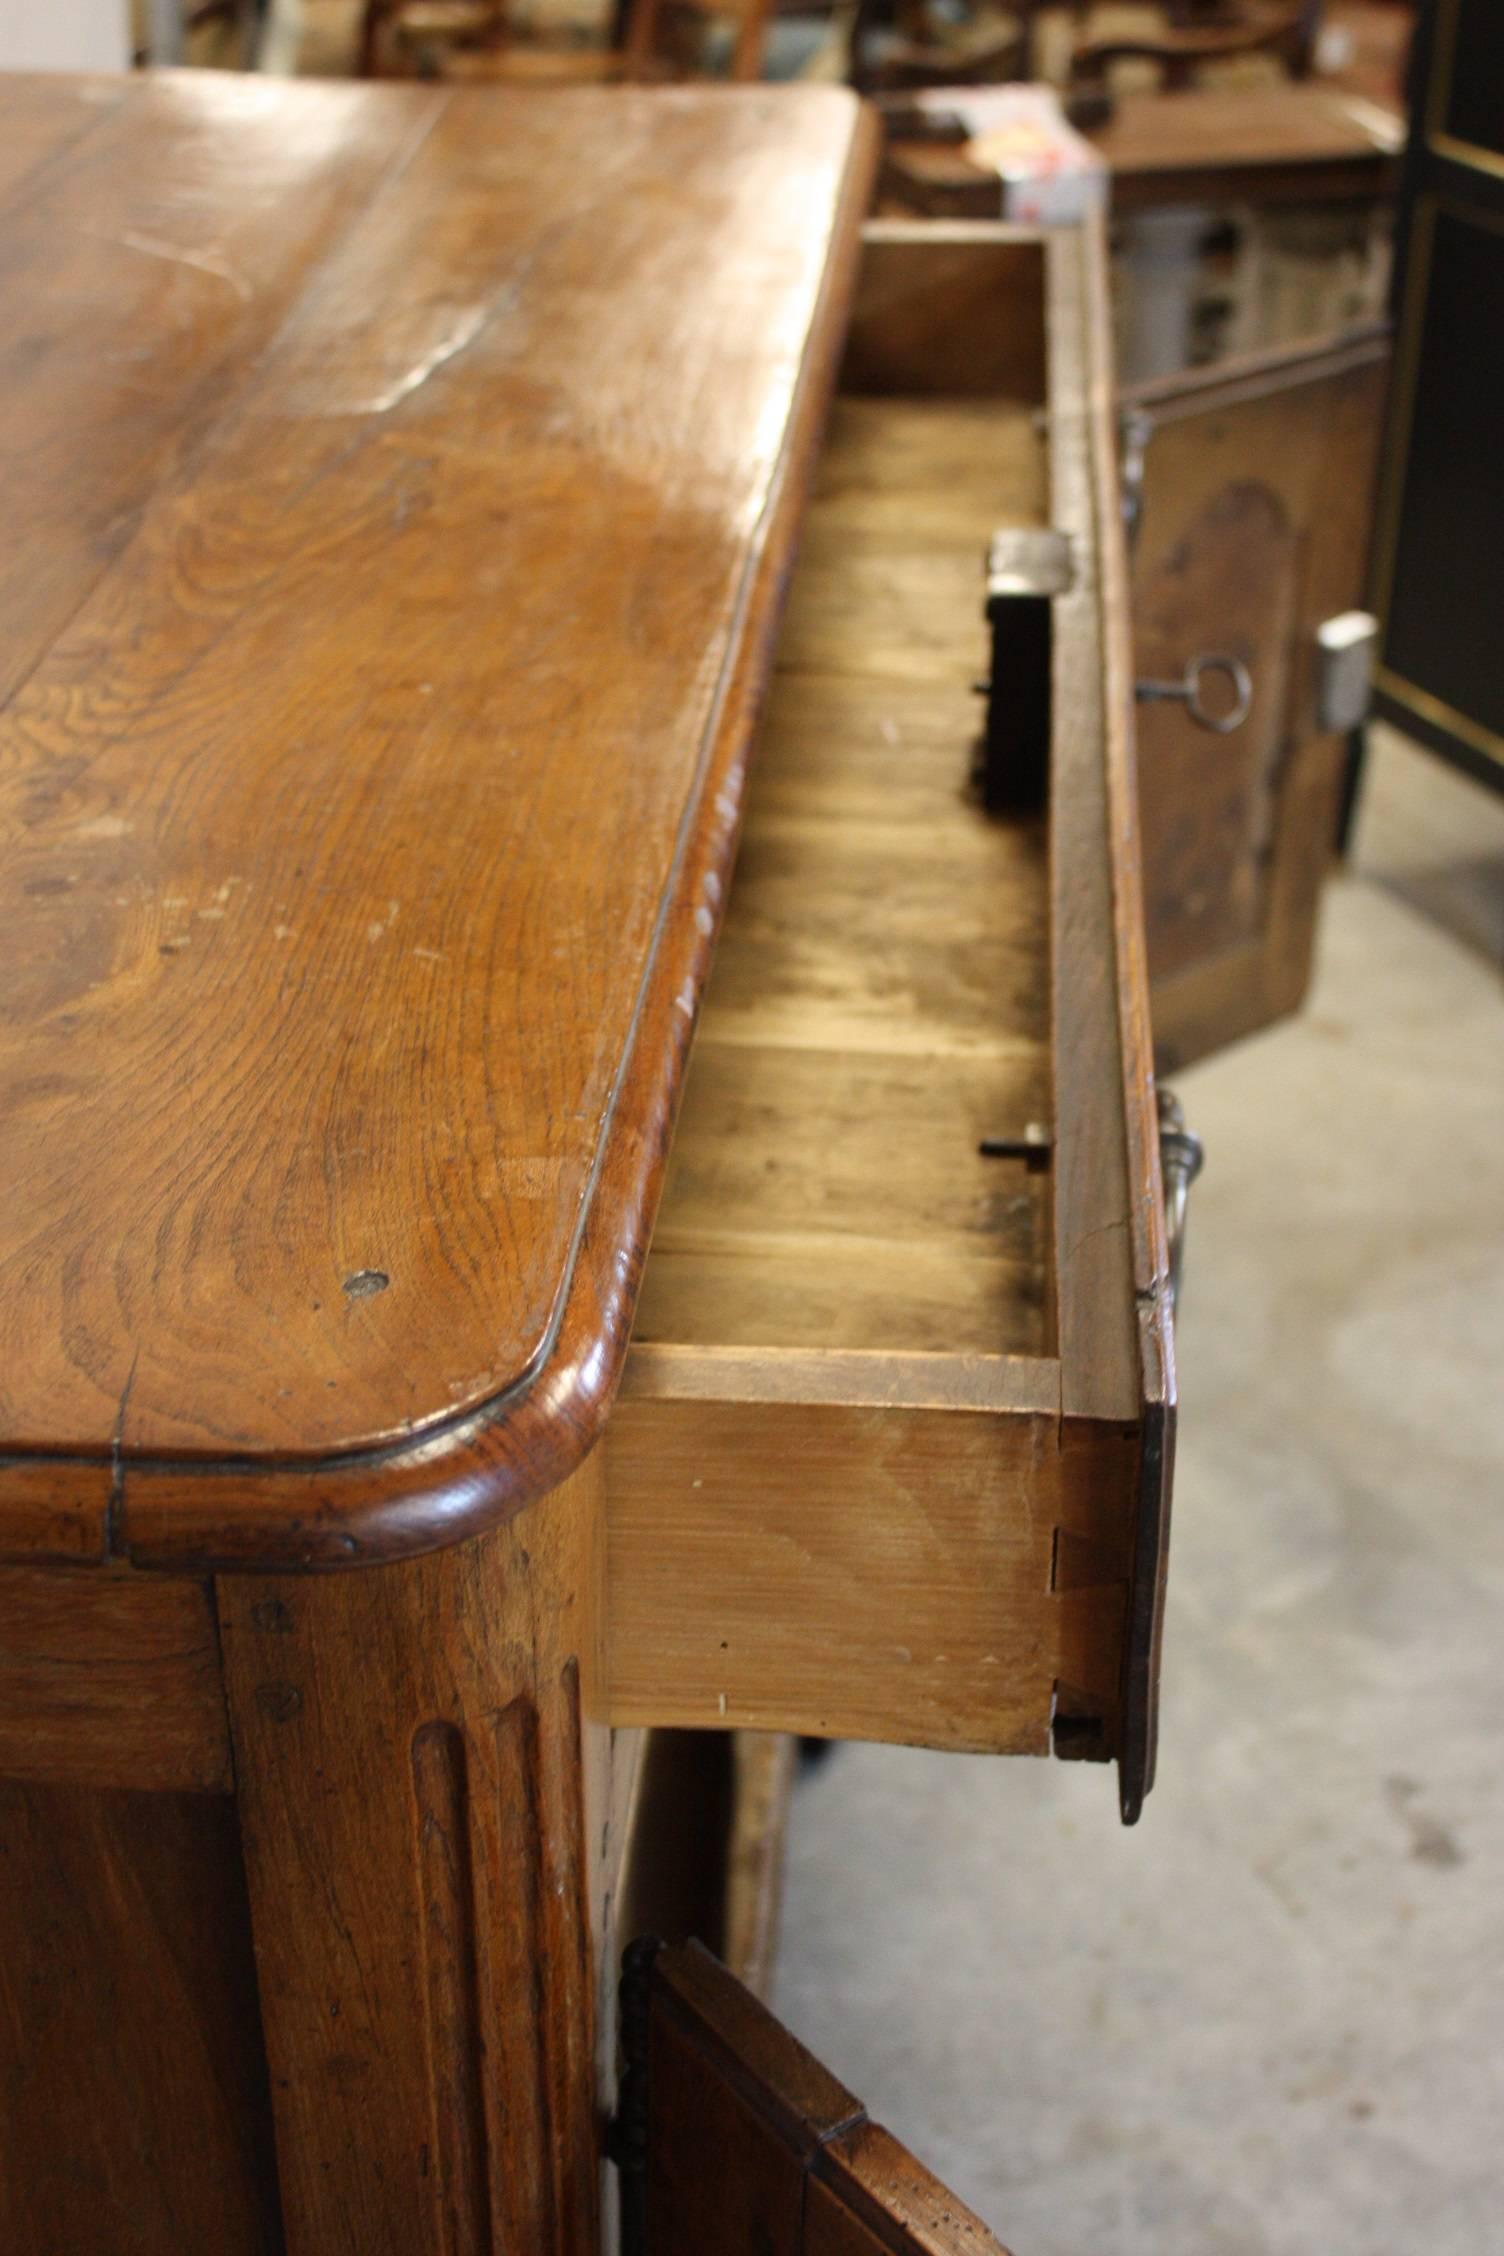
[{"xmin": 1136, "ymin": 651, "xmax": 1253, "ymax": 736}]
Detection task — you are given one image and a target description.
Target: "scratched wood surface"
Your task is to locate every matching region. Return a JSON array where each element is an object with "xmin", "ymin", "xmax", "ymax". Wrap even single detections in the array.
[{"xmin": 0, "ymin": 74, "xmax": 876, "ymax": 1568}]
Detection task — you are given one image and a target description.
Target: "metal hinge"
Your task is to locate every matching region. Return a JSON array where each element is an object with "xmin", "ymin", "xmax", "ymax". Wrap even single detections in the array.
[{"xmin": 606, "ymin": 1937, "xmax": 661, "ymax": 2256}]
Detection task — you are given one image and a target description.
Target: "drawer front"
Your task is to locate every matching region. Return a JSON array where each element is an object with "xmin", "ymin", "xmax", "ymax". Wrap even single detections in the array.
[{"xmin": 606, "ymin": 219, "xmax": 1174, "ymax": 1824}]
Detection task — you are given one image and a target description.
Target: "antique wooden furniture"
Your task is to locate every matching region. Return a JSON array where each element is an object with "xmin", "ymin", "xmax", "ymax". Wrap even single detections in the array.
[
  {"xmin": 1371, "ymin": 0, "xmax": 1504, "ymax": 791},
  {"xmin": 848, "ymin": 0, "xmax": 1033, "ymax": 95},
  {"xmin": 614, "ymin": 1939, "xmax": 1016, "ymax": 2252},
  {"xmin": 851, "ymin": 0, "xmax": 1322, "ymax": 96},
  {"xmin": 1320, "ymin": 1, "xmax": 1414, "ymax": 104},
  {"xmin": 883, "ymin": 80, "xmax": 1404, "ymax": 217},
  {"xmin": 620, "ymin": 0, "xmax": 772, "ymax": 83},
  {"xmin": 0, "ymin": 68, "xmax": 1180, "ymax": 2256},
  {"xmin": 1124, "ymin": 323, "xmax": 1391, "ymax": 1063},
  {"xmin": 1066, "ymin": 0, "xmax": 1321, "ymax": 91},
  {"xmin": 360, "ymin": 0, "xmax": 772, "ymax": 80}
]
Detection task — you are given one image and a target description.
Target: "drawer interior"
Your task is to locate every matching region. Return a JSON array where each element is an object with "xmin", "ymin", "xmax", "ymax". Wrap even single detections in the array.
[
  {"xmin": 634, "ymin": 237, "xmax": 1054, "ymax": 1363},
  {"xmin": 606, "ymin": 226, "xmax": 1165, "ymax": 1814}
]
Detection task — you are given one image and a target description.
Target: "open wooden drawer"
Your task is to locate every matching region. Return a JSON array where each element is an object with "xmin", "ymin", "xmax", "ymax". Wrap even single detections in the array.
[{"xmin": 605, "ymin": 219, "xmax": 1174, "ymax": 1825}]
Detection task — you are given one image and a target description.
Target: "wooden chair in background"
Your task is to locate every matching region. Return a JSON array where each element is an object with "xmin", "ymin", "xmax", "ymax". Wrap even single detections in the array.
[
  {"xmin": 849, "ymin": 1, "xmax": 1324, "ymax": 103},
  {"xmin": 848, "ymin": 0, "xmax": 1036, "ymax": 95},
  {"xmin": 1066, "ymin": 0, "xmax": 1322, "ymax": 93},
  {"xmin": 622, "ymin": 0, "xmax": 774, "ymax": 80},
  {"xmin": 360, "ymin": 0, "xmax": 773, "ymax": 79}
]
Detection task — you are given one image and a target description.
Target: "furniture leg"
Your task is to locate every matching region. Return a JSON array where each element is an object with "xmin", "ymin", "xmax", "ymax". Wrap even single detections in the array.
[
  {"xmin": 147, "ymin": 0, "xmax": 186, "ymax": 60},
  {"xmin": 219, "ymin": 1456, "xmax": 607, "ymax": 2256},
  {"xmin": 256, "ymin": 0, "xmax": 303, "ymax": 71}
]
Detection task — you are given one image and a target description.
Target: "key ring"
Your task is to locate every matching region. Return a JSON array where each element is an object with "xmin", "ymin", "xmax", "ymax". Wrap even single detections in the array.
[{"xmin": 1136, "ymin": 653, "xmax": 1253, "ymax": 736}]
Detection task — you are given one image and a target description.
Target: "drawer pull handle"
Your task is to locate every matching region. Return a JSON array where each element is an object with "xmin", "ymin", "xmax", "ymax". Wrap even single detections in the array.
[
  {"xmin": 1157, "ymin": 1087, "xmax": 1204, "ymax": 1315},
  {"xmin": 1136, "ymin": 653, "xmax": 1252, "ymax": 736}
]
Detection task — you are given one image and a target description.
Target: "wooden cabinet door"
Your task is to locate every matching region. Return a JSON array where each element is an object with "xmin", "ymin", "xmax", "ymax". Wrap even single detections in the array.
[
  {"xmin": 616, "ymin": 1939, "xmax": 1012, "ymax": 2255},
  {"xmin": 1125, "ymin": 327, "xmax": 1390, "ymax": 1069}
]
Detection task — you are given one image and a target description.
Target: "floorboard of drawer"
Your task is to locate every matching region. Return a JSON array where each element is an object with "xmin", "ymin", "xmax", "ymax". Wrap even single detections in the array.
[
  {"xmin": 634, "ymin": 1237, "xmax": 1044, "ymax": 1357},
  {"xmin": 639, "ymin": 386, "xmax": 1051, "ymax": 1361},
  {"xmin": 802, "ymin": 396, "xmax": 1048, "ymax": 545}
]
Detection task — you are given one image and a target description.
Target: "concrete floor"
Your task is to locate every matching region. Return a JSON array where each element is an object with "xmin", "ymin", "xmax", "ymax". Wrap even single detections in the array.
[{"xmin": 776, "ymin": 727, "xmax": 1504, "ymax": 2256}]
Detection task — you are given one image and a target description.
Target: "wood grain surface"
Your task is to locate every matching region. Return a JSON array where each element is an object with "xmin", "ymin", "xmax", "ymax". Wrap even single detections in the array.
[
  {"xmin": 613, "ymin": 221, "xmax": 1165, "ymax": 1804},
  {"xmin": 0, "ymin": 75, "xmax": 876, "ymax": 1568},
  {"xmin": 1043, "ymin": 220, "xmax": 1144, "ymax": 1437},
  {"xmin": 721, "ymin": 1732, "xmax": 796, "ymax": 2002},
  {"xmin": 632, "ymin": 385, "xmax": 1053, "ymax": 1363},
  {"xmin": 1075, "ymin": 209, "xmax": 1177, "ymax": 1824},
  {"xmin": 218, "ymin": 1453, "xmax": 606, "ymax": 2256},
  {"xmin": 0, "ymin": 1564, "xmax": 232, "ymax": 1791},
  {"xmin": 1128, "ymin": 328, "xmax": 1392, "ymax": 1067},
  {"xmin": 607, "ymin": 1355, "xmax": 1133, "ymax": 1752},
  {"xmin": 634, "ymin": 1939, "xmax": 1015, "ymax": 2254},
  {"xmin": 0, "ymin": 1782, "xmax": 282, "ymax": 2256}
]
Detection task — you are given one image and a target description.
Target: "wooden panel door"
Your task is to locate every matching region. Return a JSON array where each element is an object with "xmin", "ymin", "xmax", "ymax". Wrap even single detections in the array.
[
  {"xmin": 616, "ymin": 1939, "xmax": 1012, "ymax": 2255},
  {"xmin": 1125, "ymin": 326, "xmax": 1390, "ymax": 1068},
  {"xmin": 1372, "ymin": 0, "xmax": 1504, "ymax": 791}
]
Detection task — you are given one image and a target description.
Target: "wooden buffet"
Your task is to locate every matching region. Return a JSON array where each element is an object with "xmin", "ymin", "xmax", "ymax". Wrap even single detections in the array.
[
  {"xmin": 0, "ymin": 63, "xmax": 1380, "ymax": 2256},
  {"xmin": 882, "ymin": 81, "xmax": 1404, "ymax": 219}
]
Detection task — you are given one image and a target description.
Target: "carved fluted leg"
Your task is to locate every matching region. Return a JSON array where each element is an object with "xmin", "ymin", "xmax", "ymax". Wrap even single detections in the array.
[{"xmin": 219, "ymin": 1458, "xmax": 605, "ymax": 2256}]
